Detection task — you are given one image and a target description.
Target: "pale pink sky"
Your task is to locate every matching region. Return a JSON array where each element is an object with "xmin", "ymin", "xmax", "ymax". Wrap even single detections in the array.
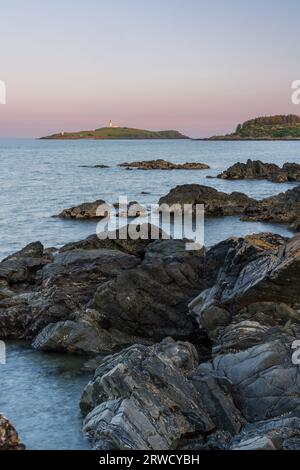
[{"xmin": 0, "ymin": 0, "xmax": 299, "ymax": 138}]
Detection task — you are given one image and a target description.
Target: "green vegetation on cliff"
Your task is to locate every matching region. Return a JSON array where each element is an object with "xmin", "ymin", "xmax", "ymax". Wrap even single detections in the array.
[
  {"xmin": 41, "ymin": 127, "xmax": 189, "ymax": 140},
  {"xmin": 207, "ymin": 115, "xmax": 300, "ymax": 140}
]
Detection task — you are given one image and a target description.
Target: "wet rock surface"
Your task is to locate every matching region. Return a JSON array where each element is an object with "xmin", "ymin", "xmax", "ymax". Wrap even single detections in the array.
[
  {"xmin": 0, "ymin": 414, "xmax": 24, "ymax": 450},
  {"xmin": 159, "ymin": 184, "xmax": 254, "ymax": 216},
  {"xmin": 243, "ymin": 185, "xmax": 300, "ymax": 230},
  {"xmin": 216, "ymin": 159, "xmax": 300, "ymax": 183},
  {"xmin": 57, "ymin": 199, "xmax": 107, "ymax": 219},
  {"xmin": 81, "ymin": 338, "xmax": 215, "ymax": 449},
  {"xmin": 159, "ymin": 183, "xmax": 300, "ymax": 231}
]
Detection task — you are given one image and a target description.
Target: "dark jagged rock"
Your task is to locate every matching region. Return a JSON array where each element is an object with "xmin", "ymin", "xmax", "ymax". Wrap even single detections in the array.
[
  {"xmin": 0, "ymin": 292, "xmax": 33, "ymax": 339},
  {"xmin": 57, "ymin": 200, "xmax": 149, "ymax": 220},
  {"xmin": 0, "ymin": 414, "xmax": 24, "ymax": 450},
  {"xmin": 3, "ymin": 225, "xmax": 300, "ymax": 450},
  {"xmin": 59, "ymin": 224, "xmax": 165, "ymax": 257},
  {"xmin": 81, "ymin": 338, "xmax": 214, "ymax": 449},
  {"xmin": 188, "ymin": 232, "xmax": 300, "ymax": 359},
  {"xmin": 190, "ymin": 233, "xmax": 300, "ymax": 339},
  {"xmin": 159, "ymin": 183, "xmax": 300, "ymax": 232},
  {"xmin": 230, "ymin": 416, "xmax": 300, "ymax": 450},
  {"xmin": 32, "ymin": 237, "xmax": 234, "ymax": 354},
  {"xmin": 0, "ymin": 230, "xmax": 241, "ymax": 352},
  {"xmin": 56, "ymin": 199, "xmax": 107, "ymax": 219},
  {"xmin": 159, "ymin": 184, "xmax": 255, "ymax": 216},
  {"xmin": 216, "ymin": 159, "xmax": 300, "ymax": 183},
  {"xmin": 32, "ymin": 316, "xmax": 152, "ymax": 355},
  {"xmin": 0, "ymin": 242, "xmax": 52, "ymax": 286},
  {"xmin": 119, "ymin": 159, "xmax": 210, "ymax": 170},
  {"xmin": 88, "ymin": 238, "xmax": 230, "ymax": 343},
  {"xmin": 197, "ymin": 335, "xmax": 300, "ymax": 422},
  {"xmin": 243, "ymin": 185, "xmax": 300, "ymax": 230},
  {"xmin": 27, "ymin": 248, "xmax": 139, "ymax": 338}
]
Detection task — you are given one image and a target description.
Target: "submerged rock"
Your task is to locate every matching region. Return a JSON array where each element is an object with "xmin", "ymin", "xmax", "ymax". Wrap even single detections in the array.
[
  {"xmin": 119, "ymin": 159, "xmax": 210, "ymax": 170},
  {"xmin": 79, "ymin": 164, "xmax": 110, "ymax": 168},
  {"xmin": 216, "ymin": 159, "xmax": 300, "ymax": 183},
  {"xmin": 0, "ymin": 414, "xmax": 24, "ymax": 450}
]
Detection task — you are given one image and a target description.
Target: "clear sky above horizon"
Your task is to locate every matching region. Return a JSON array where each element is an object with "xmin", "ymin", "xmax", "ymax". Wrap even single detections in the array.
[{"xmin": 0, "ymin": 0, "xmax": 300, "ymax": 138}]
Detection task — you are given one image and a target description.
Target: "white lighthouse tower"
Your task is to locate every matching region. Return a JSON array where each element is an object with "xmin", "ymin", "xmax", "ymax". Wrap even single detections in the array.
[{"xmin": 109, "ymin": 119, "xmax": 120, "ymax": 128}]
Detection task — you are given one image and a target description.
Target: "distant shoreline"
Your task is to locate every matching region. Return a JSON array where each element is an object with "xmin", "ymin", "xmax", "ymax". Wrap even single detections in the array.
[{"xmin": 196, "ymin": 138, "xmax": 300, "ymax": 141}]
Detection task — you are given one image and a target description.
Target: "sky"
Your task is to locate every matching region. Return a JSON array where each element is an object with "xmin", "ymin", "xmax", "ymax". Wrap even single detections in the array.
[{"xmin": 0, "ymin": 0, "xmax": 300, "ymax": 138}]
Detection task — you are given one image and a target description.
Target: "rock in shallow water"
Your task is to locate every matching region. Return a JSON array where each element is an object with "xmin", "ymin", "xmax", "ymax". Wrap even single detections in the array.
[
  {"xmin": 216, "ymin": 159, "xmax": 300, "ymax": 183},
  {"xmin": 119, "ymin": 159, "xmax": 210, "ymax": 170},
  {"xmin": 57, "ymin": 199, "xmax": 107, "ymax": 219},
  {"xmin": 159, "ymin": 184, "xmax": 254, "ymax": 216},
  {"xmin": 0, "ymin": 414, "xmax": 24, "ymax": 450},
  {"xmin": 243, "ymin": 185, "xmax": 300, "ymax": 230}
]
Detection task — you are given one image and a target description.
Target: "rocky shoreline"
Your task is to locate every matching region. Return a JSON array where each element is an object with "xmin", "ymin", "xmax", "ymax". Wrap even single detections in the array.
[{"xmin": 1, "ymin": 217, "xmax": 300, "ymax": 449}]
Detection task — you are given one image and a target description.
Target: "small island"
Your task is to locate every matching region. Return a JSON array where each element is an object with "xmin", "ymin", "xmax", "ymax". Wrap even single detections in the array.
[
  {"xmin": 41, "ymin": 121, "xmax": 189, "ymax": 140},
  {"xmin": 205, "ymin": 114, "xmax": 300, "ymax": 140}
]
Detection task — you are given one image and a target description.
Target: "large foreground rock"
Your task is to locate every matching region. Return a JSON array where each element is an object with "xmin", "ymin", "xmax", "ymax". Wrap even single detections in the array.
[
  {"xmin": 33, "ymin": 237, "xmax": 231, "ymax": 354},
  {"xmin": 81, "ymin": 329, "xmax": 300, "ymax": 450},
  {"xmin": 81, "ymin": 338, "xmax": 242, "ymax": 450},
  {"xmin": 217, "ymin": 159, "xmax": 300, "ymax": 183},
  {"xmin": 0, "ymin": 415, "xmax": 24, "ymax": 450},
  {"xmin": 88, "ymin": 238, "xmax": 232, "ymax": 343}
]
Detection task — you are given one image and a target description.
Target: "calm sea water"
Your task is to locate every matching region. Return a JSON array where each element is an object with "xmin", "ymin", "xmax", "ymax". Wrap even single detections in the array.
[
  {"xmin": 1, "ymin": 139, "xmax": 300, "ymax": 449},
  {"xmin": 1, "ymin": 139, "xmax": 299, "ymax": 260},
  {"xmin": 0, "ymin": 342, "xmax": 90, "ymax": 450}
]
